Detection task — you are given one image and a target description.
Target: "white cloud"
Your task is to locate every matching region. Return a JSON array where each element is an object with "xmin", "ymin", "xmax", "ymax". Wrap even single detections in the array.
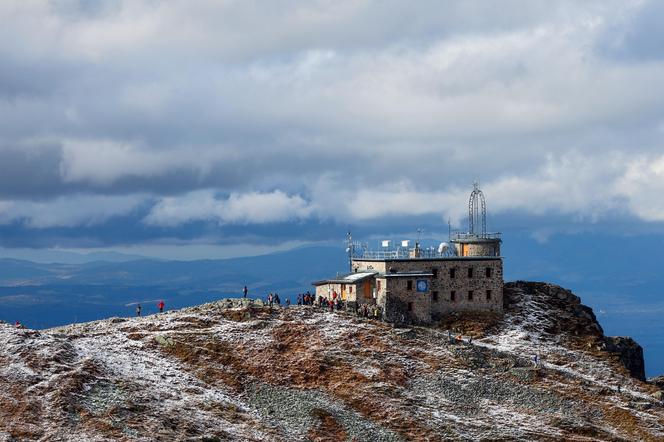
[
  {"xmin": 0, "ymin": 194, "xmax": 144, "ymax": 228},
  {"xmin": 144, "ymin": 190, "xmax": 314, "ymax": 226}
]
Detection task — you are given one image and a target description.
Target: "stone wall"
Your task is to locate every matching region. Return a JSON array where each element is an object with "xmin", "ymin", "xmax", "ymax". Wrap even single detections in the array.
[
  {"xmin": 453, "ymin": 240, "xmax": 501, "ymax": 257},
  {"xmin": 377, "ymin": 276, "xmax": 432, "ymax": 325},
  {"xmin": 353, "ymin": 257, "xmax": 503, "ymax": 320}
]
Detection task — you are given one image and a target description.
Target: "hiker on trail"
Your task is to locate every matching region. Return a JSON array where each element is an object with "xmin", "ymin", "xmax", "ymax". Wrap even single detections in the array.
[
  {"xmin": 136, "ymin": 304, "xmax": 142, "ymax": 317},
  {"xmin": 243, "ymin": 286, "xmax": 248, "ymax": 298},
  {"xmin": 15, "ymin": 320, "xmax": 23, "ymax": 329},
  {"xmin": 329, "ymin": 299, "xmax": 334, "ymax": 313},
  {"xmin": 274, "ymin": 293, "xmax": 281, "ymax": 305},
  {"xmin": 285, "ymin": 298, "xmax": 291, "ymax": 308},
  {"xmin": 268, "ymin": 293, "xmax": 273, "ymax": 307},
  {"xmin": 468, "ymin": 335, "xmax": 473, "ymax": 345},
  {"xmin": 158, "ymin": 300, "xmax": 165, "ymax": 313},
  {"xmin": 532, "ymin": 354, "xmax": 539, "ymax": 368},
  {"xmin": 363, "ymin": 304, "xmax": 369, "ymax": 318}
]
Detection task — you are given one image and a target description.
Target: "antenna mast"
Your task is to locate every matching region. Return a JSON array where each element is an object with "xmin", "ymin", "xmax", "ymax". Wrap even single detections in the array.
[
  {"xmin": 468, "ymin": 181, "xmax": 487, "ymax": 236},
  {"xmin": 346, "ymin": 231, "xmax": 353, "ymax": 273}
]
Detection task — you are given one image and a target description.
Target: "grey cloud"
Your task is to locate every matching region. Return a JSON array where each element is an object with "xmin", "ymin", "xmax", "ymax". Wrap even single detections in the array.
[
  {"xmin": 0, "ymin": 144, "xmax": 70, "ymax": 199},
  {"xmin": 597, "ymin": 0, "xmax": 664, "ymax": 62},
  {"xmin": 0, "ymin": 0, "xmax": 662, "ymax": 250}
]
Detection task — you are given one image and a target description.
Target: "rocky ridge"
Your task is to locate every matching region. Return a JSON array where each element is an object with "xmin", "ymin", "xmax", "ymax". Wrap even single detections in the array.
[{"xmin": 0, "ymin": 281, "xmax": 663, "ymax": 441}]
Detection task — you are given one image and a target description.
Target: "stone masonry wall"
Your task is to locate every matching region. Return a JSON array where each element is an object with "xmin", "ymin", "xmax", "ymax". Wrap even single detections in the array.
[
  {"xmin": 377, "ymin": 277, "xmax": 432, "ymax": 325},
  {"xmin": 354, "ymin": 258, "xmax": 503, "ymax": 320},
  {"xmin": 453, "ymin": 242, "xmax": 500, "ymax": 257}
]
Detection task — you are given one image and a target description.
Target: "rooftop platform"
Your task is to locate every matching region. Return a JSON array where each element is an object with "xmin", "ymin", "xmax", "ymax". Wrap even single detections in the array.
[{"xmin": 450, "ymin": 232, "xmax": 502, "ymax": 242}]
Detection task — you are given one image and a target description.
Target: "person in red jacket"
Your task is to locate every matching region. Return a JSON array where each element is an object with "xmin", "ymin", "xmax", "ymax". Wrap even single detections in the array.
[{"xmin": 158, "ymin": 300, "xmax": 165, "ymax": 313}]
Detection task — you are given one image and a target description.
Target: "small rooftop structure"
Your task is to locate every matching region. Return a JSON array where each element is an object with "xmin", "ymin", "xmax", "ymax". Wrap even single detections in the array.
[
  {"xmin": 312, "ymin": 271, "xmax": 377, "ymax": 285},
  {"xmin": 450, "ymin": 182, "xmax": 501, "ymax": 257}
]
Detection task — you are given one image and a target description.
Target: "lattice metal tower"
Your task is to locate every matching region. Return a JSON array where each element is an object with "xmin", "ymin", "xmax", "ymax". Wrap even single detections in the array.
[{"xmin": 468, "ymin": 181, "xmax": 486, "ymax": 236}]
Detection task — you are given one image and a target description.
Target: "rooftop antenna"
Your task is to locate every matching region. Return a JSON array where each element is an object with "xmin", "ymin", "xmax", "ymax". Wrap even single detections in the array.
[
  {"xmin": 468, "ymin": 180, "xmax": 487, "ymax": 236},
  {"xmin": 448, "ymin": 217, "xmax": 451, "ymax": 241},
  {"xmin": 346, "ymin": 231, "xmax": 353, "ymax": 273},
  {"xmin": 417, "ymin": 228, "xmax": 422, "ymax": 245}
]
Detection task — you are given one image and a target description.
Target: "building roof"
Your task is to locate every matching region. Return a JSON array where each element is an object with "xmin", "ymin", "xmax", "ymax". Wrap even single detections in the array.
[
  {"xmin": 380, "ymin": 272, "xmax": 434, "ymax": 278},
  {"xmin": 352, "ymin": 256, "xmax": 501, "ymax": 263},
  {"xmin": 311, "ymin": 271, "xmax": 377, "ymax": 286}
]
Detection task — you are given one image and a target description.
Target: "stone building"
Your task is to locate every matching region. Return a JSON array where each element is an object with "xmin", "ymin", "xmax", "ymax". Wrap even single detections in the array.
[{"xmin": 313, "ymin": 183, "xmax": 503, "ymax": 325}]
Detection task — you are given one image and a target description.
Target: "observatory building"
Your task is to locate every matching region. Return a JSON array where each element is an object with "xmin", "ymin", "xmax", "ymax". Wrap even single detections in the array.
[{"xmin": 312, "ymin": 183, "xmax": 503, "ymax": 325}]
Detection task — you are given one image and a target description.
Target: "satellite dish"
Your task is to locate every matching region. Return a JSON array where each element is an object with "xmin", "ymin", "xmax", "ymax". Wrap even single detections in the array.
[{"xmin": 438, "ymin": 242, "xmax": 449, "ymax": 254}]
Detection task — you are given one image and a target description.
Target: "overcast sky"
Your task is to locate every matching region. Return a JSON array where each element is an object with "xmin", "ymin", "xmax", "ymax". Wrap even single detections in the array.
[{"xmin": 1, "ymin": 0, "xmax": 664, "ymax": 259}]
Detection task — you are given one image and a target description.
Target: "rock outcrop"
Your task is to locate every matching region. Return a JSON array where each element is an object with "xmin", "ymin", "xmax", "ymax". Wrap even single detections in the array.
[
  {"xmin": 603, "ymin": 336, "xmax": 646, "ymax": 381},
  {"xmin": 504, "ymin": 281, "xmax": 646, "ymax": 381},
  {"xmin": 0, "ymin": 282, "xmax": 661, "ymax": 441}
]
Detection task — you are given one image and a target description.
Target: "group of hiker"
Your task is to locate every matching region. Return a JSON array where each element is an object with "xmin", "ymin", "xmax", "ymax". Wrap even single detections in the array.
[
  {"xmin": 296, "ymin": 290, "xmax": 345, "ymax": 312},
  {"xmin": 134, "ymin": 300, "xmax": 166, "ymax": 317},
  {"xmin": 296, "ymin": 291, "xmax": 316, "ymax": 305},
  {"xmin": 266, "ymin": 292, "xmax": 288, "ymax": 307}
]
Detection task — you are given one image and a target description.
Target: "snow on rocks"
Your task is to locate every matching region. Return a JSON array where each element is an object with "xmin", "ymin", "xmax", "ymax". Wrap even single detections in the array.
[{"xmin": 0, "ymin": 287, "xmax": 663, "ymax": 441}]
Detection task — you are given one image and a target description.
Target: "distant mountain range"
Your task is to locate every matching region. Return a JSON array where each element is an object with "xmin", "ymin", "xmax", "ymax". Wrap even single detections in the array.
[
  {"xmin": 0, "ymin": 246, "xmax": 346, "ymax": 330},
  {"xmin": 0, "ymin": 246, "xmax": 346, "ymax": 288}
]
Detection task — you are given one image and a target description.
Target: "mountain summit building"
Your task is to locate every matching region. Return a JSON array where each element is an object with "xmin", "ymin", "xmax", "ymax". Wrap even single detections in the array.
[{"xmin": 313, "ymin": 183, "xmax": 503, "ymax": 325}]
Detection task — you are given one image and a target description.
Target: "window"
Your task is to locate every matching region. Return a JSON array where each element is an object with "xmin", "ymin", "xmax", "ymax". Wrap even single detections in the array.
[
  {"xmin": 467, "ymin": 267, "xmax": 473, "ymax": 278},
  {"xmin": 486, "ymin": 267, "xmax": 492, "ymax": 278},
  {"xmin": 468, "ymin": 290, "xmax": 474, "ymax": 301},
  {"xmin": 432, "ymin": 268, "xmax": 438, "ymax": 278},
  {"xmin": 349, "ymin": 286, "xmax": 353, "ymax": 293},
  {"xmin": 450, "ymin": 268, "xmax": 456, "ymax": 279},
  {"xmin": 432, "ymin": 291, "xmax": 439, "ymax": 302},
  {"xmin": 450, "ymin": 290, "xmax": 456, "ymax": 301},
  {"xmin": 486, "ymin": 289, "xmax": 492, "ymax": 300},
  {"xmin": 407, "ymin": 302, "xmax": 413, "ymax": 311},
  {"xmin": 407, "ymin": 280, "xmax": 413, "ymax": 291},
  {"xmin": 377, "ymin": 280, "xmax": 381, "ymax": 290}
]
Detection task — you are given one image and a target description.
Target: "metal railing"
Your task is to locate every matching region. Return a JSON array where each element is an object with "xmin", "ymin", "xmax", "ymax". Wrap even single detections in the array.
[
  {"xmin": 450, "ymin": 232, "xmax": 502, "ymax": 241},
  {"xmin": 356, "ymin": 247, "xmax": 456, "ymax": 260}
]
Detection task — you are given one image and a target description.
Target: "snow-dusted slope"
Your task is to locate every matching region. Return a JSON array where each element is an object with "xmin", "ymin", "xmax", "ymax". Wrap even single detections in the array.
[{"xmin": 0, "ymin": 282, "xmax": 663, "ymax": 441}]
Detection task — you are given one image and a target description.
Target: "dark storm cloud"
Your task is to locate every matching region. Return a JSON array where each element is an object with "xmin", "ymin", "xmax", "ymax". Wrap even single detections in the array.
[{"xmin": 0, "ymin": 144, "xmax": 70, "ymax": 199}]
